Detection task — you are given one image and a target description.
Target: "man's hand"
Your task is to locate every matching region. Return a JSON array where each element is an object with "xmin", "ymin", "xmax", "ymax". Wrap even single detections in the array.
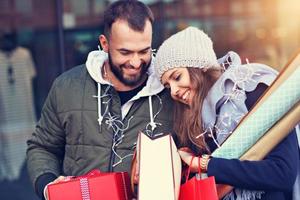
[
  {"xmin": 44, "ymin": 176, "xmax": 73, "ymax": 200},
  {"xmin": 133, "ymin": 158, "xmax": 139, "ymax": 184}
]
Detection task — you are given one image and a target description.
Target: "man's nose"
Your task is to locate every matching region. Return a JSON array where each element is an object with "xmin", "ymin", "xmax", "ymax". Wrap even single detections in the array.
[{"xmin": 129, "ymin": 54, "xmax": 142, "ymax": 68}]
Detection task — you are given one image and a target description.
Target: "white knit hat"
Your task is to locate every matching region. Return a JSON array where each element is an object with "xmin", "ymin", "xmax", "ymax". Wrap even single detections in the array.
[{"xmin": 154, "ymin": 26, "xmax": 219, "ymax": 80}]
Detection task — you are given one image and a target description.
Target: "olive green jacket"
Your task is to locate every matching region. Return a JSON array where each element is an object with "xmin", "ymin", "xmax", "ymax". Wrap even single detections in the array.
[{"xmin": 27, "ymin": 50, "xmax": 174, "ymax": 191}]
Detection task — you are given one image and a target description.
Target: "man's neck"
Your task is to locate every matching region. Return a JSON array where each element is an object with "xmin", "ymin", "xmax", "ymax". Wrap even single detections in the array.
[{"xmin": 102, "ymin": 62, "xmax": 147, "ymax": 92}]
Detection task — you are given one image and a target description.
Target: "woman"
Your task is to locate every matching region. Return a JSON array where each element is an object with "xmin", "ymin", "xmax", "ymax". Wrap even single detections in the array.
[{"xmin": 154, "ymin": 26, "xmax": 299, "ymax": 200}]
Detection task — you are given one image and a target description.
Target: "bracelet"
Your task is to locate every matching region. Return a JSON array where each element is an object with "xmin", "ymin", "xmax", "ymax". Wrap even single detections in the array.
[{"xmin": 200, "ymin": 154, "xmax": 211, "ymax": 171}]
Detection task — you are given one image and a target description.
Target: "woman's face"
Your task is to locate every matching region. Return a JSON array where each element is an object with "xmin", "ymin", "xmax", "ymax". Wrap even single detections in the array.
[{"xmin": 161, "ymin": 67, "xmax": 196, "ymax": 106}]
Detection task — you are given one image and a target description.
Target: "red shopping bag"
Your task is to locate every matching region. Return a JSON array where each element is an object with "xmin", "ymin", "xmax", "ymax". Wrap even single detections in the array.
[{"xmin": 179, "ymin": 156, "xmax": 218, "ymax": 200}]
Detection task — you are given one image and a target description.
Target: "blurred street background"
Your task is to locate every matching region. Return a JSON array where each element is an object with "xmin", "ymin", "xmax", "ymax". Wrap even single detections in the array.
[{"xmin": 0, "ymin": 0, "xmax": 299, "ymax": 199}]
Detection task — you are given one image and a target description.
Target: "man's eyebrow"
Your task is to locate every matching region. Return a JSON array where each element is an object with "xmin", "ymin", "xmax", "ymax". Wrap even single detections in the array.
[
  {"xmin": 117, "ymin": 47, "xmax": 151, "ymax": 52},
  {"xmin": 139, "ymin": 47, "xmax": 151, "ymax": 52},
  {"xmin": 117, "ymin": 48, "xmax": 132, "ymax": 52}
]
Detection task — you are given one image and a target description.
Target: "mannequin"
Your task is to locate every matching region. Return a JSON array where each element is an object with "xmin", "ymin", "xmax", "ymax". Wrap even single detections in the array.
[{"xmin": 0, "ymin": 30, "xmax": 37, "ymax": 181}]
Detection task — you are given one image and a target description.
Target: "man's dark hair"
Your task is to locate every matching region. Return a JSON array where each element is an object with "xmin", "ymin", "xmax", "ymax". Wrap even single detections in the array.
[{"xmin": 103, "ymin": 0, "xmax": 154, "ymax": 38}]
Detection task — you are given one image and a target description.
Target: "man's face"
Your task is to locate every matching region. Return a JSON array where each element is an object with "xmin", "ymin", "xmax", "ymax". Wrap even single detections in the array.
[
  {"xmin": 108, "ymin": 49, "xmax": 151, "ymax": 87},
  {"xmin": 102, "ymin": 19, "xmax": 152, "ymax": 87}
]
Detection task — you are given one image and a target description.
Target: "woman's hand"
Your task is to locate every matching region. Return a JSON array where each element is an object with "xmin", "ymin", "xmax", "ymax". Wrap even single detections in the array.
[{"xmin": 178, "ymin": 147, "xmax": 200, "ymax": 173}]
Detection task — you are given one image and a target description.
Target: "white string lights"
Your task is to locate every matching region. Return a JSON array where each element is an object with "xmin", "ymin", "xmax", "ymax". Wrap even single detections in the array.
[
  {"xmin": 196, "ymin": 58, "xmax": 260, "ymax": 147},
  {"xmin": 96, "ymin": 85, "xmax": 163, "ymax": 168}
]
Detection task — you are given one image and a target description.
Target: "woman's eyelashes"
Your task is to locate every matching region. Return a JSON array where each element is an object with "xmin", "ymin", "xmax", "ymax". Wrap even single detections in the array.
[{"xmin": 174, "ymin": 74, "xmax": 181, "ymax": 81}]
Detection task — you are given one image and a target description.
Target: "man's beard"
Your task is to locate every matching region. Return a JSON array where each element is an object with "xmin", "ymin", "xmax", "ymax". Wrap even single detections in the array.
[{"xmin": 108, "ymin": 53, "xmax": 150, "ymax": 87}]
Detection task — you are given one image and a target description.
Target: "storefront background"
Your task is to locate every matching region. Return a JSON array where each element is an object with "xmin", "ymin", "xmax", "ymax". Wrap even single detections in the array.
[{"xmin": 0, "ymin": 0, "xmax": 299, "ymax": 199}]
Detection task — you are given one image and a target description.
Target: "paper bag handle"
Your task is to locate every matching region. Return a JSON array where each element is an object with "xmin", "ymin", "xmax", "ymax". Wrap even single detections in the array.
[{"xmin": 185, "ymin": 156, "xmax": 202, "ymax": 183}]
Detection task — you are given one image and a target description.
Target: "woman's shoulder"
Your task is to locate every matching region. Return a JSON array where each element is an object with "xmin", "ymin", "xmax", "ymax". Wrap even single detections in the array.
[{"xmin": 219, "ymin": 52, "xmax": 278, "ymax": 93}]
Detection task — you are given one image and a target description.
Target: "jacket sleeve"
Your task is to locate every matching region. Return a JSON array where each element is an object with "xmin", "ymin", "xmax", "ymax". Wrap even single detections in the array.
[
  {"xmin": 207, "ymin": 130, "xmax": 299, "ymax": 191},
  {"xmin": 26, "ymin": 78, "xmax": 65, "ymax": 193}
]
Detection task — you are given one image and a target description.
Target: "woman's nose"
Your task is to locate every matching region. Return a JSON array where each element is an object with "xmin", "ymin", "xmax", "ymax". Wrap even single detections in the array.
[{"xmin": 170, "ymin": 84, "xmax": 179, "ymax": 97}]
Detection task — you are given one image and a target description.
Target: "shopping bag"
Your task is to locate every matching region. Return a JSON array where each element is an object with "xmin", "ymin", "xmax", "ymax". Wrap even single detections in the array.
[
  {"xmin": 179, "ymin": 157, "xmax": 218, "ymax": 200},
  {"xmin": 137, "ymin": 132, "xmax": 182, "ymax": 200}
]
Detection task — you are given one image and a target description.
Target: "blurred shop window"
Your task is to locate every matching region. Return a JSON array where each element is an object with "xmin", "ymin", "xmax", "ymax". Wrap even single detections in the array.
[
  {"xmin": 202, "ymin": 4, "xmax": 212, "ymax": 15},
  {"xmin": 107, "ymin": 0, "xmax": 175, "ymax": 4},
  {"xmin": 248, "ymin": 1, "xmax": 261, "ymax": 14},
  {"xmin": 64, "ymin": 0, "xmax": 89, "ymax": 16},
  {"xmin": 15, "ymin": 0, "xmax": 32, "ymax": 14},
  {"xmin": 0, "ymin": 0, "xmax": 9, "ymax": 12},
  {"xmin": 94, "ymin": 0, "xmax": 106, "ymax": 15},
  {"xmin": 64, "ymin": 29, "xmax": 100, "ymax": 69},
  {"xmin": 230, "ymin": 1, "xmax": 244, "ymax": 14}
]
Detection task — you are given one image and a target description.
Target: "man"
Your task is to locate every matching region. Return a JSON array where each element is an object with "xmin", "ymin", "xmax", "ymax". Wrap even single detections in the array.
[{"xmin": 27, "ymin": 1, "xmax": 174, "ymax": 199}]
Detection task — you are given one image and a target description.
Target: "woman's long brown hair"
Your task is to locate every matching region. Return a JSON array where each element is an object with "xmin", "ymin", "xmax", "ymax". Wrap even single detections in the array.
[{"xmin": 173, "ymin": 67, "xmax": 222, "ymax": 153}]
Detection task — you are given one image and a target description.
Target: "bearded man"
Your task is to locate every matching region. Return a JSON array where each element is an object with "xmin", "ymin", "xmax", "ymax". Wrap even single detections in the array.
[{"xmin": 26, "ymin": 1, "xmax": 174, "ymax": 199}]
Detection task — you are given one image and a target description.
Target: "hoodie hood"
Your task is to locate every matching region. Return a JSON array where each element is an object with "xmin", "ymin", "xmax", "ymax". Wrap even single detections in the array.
[
  {"xmin": 86, "ymin": 50, "xmax": 110, "ymax": 85},
  {"xmin": 202, "ymin": 51, "xmax": 278, "ymax": 144}
]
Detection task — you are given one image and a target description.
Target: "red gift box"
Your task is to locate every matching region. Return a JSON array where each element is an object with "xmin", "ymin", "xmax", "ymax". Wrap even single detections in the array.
[{"xmin": 47, "ymin": 169, "xmax": 132, "ymax": 200}]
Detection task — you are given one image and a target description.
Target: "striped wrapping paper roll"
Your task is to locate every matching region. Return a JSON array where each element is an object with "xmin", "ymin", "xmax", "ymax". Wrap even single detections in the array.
[{"xmin": 212, "ymin": 65, "xmax": 300, "ymax": 159}]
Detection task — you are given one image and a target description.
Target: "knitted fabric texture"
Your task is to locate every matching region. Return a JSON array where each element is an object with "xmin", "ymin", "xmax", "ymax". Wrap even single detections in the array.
[{"xmin": 154, "ymin": 26, "xmax": 219, "ymax": 80}]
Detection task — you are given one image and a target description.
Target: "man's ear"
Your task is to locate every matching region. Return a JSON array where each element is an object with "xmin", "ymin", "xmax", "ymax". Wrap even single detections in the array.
[{"xmin": 99, "ymin": 35, "xmax": 109, "ymax": 53}]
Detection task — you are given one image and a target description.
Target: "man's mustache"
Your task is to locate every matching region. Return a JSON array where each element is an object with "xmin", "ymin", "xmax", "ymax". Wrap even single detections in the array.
[{"xmin": 120, "ymin": 63, "xmax": 146, "ymax": 69}]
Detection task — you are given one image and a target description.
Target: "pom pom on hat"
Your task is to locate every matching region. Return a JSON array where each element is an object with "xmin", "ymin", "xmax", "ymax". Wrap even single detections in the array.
[{"xmin": 154, "ymin": 26, "xmax": 219, "ymax": 80}]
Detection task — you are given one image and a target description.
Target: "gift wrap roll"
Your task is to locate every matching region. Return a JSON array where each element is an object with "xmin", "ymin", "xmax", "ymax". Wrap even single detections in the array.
[
  {"xmin": 212, "ymin": 66, "xmax": 300, "ymax": 159},
  {"xmin": 216, "ymin": 102, "xmax": 300, "ymax": 199},
  {"xmin": 241, "ymin": 101, "xmax": 300, "ymax": 161},
  {"xmin": 213, "ymin": 51, "xmax": 300, "ymax": 199}
]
